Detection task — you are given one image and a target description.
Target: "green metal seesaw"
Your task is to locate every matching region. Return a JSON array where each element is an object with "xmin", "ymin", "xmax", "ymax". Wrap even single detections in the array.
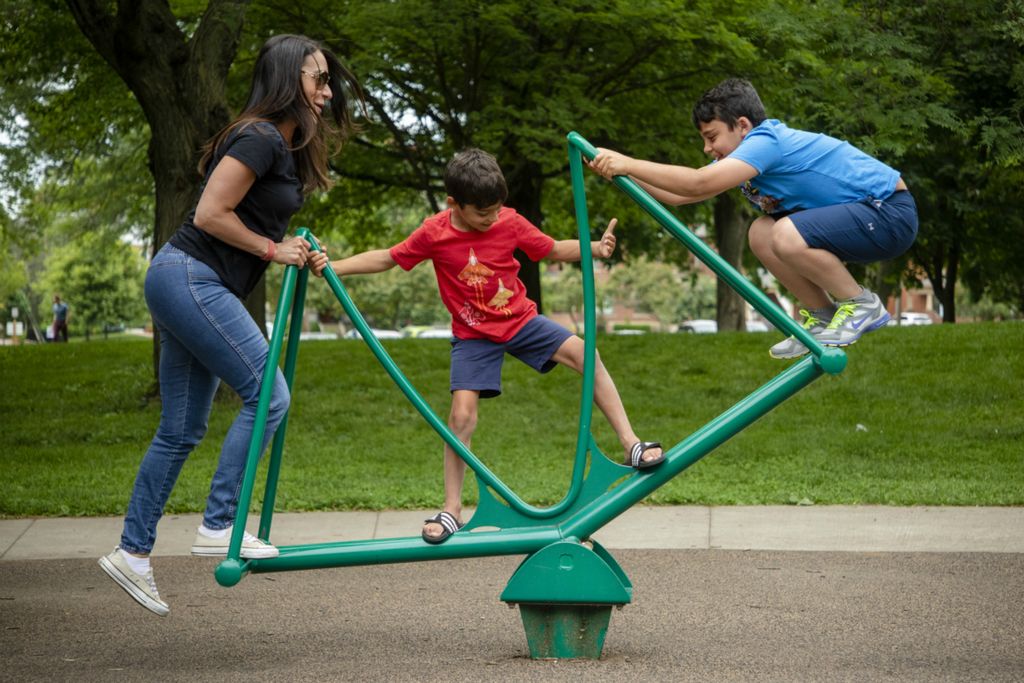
[{"xmin": 214, "ymin": 131, "xmax": 847, "ymax": 659}]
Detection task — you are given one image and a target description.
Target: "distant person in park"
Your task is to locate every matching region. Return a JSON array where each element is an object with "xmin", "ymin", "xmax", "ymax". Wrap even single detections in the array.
[
  {"xmin": 99, "ymin": 34, "xmax": 364, "ymax": 617},
  {"xmin": 310, "ymin": 148, "xmax": 664, "ymax": 545},
  {"xmin": 51, "ymin": 295, "xmax": 69, "ymax": 342},
  {"xmin": 589, "ymin": 78, "xmax": 918, "ymax": 359}
]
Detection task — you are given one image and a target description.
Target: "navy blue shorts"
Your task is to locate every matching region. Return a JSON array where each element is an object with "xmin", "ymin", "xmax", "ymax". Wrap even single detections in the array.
[
  {"xmin": 450, "ymin": 315, "xmax": 574, "ymax": 398},
  {"xmin": 789, "ymin": 190, "xmax": 918, "ymax": 264}
]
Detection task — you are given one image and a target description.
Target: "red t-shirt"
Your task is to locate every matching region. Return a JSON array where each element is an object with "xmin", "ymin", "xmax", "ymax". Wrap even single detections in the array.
[{"xmin": 389, "ymin": 208, "xmax": 555, "ymax": 342}]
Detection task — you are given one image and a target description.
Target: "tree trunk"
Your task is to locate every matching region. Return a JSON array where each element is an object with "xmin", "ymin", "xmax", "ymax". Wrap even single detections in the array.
[
  {"xmin": 934, "ymin": 241, "xmax": 959, "ymax": 323},
  {"xmin": 66, "ymin": 0, "xmax": 250, "ymax": 379},
  {"xmin": 713, "ymin": 192, "xmax": 747, "ymax": 331},
  {"xmin": 915, "ymin": 238, "xmax": 959, "ymax": 324},
  {"xmin": 871, "ymin": 260, "xmax": 897, "ymax": 311},
  {"xmin": 504, "ymin": 160, "xmax": 545, "ymax": 311}
]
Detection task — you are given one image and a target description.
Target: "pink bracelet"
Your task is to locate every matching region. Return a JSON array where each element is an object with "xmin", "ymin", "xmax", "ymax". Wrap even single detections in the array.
[{"xmin": 261, "ymin": 239, "xmax": 276, "ymax": 261}]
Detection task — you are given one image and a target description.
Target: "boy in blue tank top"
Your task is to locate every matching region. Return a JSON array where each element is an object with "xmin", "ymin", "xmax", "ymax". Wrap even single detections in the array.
[{"xmin": 590, "ymin": 78, "xmax": 918, "ymax": 358}]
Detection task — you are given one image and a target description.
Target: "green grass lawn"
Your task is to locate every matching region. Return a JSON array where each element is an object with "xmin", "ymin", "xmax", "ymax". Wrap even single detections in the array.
[{"xmin": 1, "ymin": 322, "xmax": 1022, "ymax": 517}]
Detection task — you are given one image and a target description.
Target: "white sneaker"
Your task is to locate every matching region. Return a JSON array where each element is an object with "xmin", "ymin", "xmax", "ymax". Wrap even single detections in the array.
[
  {"xmin": 769, "ymin": 308, "xmax": 832, "ymax": 359},
  {"xmin": 190, "ymin": 527, "xmax": 280, "ymax": 559},
  {"xmin": 98, "ymin": 547, "xmax": 169, "ymax": 616}
]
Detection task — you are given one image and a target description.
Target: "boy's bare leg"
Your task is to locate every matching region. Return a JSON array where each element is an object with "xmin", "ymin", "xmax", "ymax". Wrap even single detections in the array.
[
  {"xmin": 750, "ymin": 216, "xmax": 861, "ymax": 304},
  {"xmin": 749, "ymin": 216, "xmax": 834, "ymax": 307},
  {"xmin": 423, "ymin": 389, "xmax": 478, "ymax": 540},
  {"xmin": 551, "ymin": 336, "xmax": 662, "ymax": 465},
  {"xmin": 771, "ymin": 217, "xmax": 861, "ymax": 299}
]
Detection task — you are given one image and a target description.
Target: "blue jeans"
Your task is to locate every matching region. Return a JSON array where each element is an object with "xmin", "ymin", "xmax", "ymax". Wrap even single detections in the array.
[{"xmin": 120, "ymin": 245, "xmax": 289, "ymax": 555}]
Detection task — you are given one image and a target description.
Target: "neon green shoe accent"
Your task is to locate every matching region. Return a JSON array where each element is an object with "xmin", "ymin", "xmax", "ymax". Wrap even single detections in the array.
[
  {"xmin": 798, "ymin": 308, "xmax": 825, "ymax": 329},
  {"xmin": 769, "ymin": 309, "xmax": 829, "ymax": 360},
  {"xmin": 819, "ymin": 291, "xmax": 890, "ymax": 346},
  {"xmin": 825, "ymin": 303, "xmax": 857, "ymax": 330}
]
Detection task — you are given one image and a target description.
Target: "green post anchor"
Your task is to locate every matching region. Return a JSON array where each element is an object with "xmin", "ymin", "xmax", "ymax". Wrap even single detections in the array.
[{"xmin": 501, "ymin": 539, "xmax": 632, "ymax": 659}]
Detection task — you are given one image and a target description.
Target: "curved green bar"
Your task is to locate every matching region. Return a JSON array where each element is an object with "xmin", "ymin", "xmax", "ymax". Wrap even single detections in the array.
[
  {"xmin": 300, "ymin": 230, "xmax": 595, "ymax": 520},
  {"xmin": 568, "ymin": 144, "xmax": 599, "ymax": 482}
]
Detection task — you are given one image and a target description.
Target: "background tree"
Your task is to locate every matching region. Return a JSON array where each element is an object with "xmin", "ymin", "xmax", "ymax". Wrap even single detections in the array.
[
  {"xmin": 254, "ymin": 0, "xmax": 763, "ymax": 311},
  {"xmin": 763, "ymin": 0, "xmax": 1024, "ymax": 322},
  {"xmin": 63, "ymin": 0, "xmax": 248, "ymax": 367},
  {"xmin": 731, "ymin": 0, "xmax": 963, "ymax": 320},
  {"xmin": 542, "ymin": 265, "xmax": 586, "ymax": 335},
  {"xmin": 264, "ymin": 0, "xmax": 986, "ymax": 329},
  {"xmin": 1, "ymin": 0, "xmax": 254, "ymax": 369},
  {"xmin": 42, "ymin": 232, "xmax": 147, "ymax": 340},
  {"xmin": 711, "ymin": 193, "xmax": 751, "ymax": 330},
  {"xmin": 959, "ymin": 165, "xmax": 1024, "ymax": 314},
  {"xmin": 61, "ymin": 0, "xmax": 248, "ymax": 250},
  {"xmin": 1, "ymin": 126, "xmax": 155, "ymax": 338},
  {"xmin": 607, "ymin": 258, "xmax": 687, "ymax": 331},
  {"xmin": 902, "ymin": 0, "xmax": 1024, "ymax": 321},
  {"xmin": 3, "ymin": 0, "xmax": 1022, "ymax": 354}
]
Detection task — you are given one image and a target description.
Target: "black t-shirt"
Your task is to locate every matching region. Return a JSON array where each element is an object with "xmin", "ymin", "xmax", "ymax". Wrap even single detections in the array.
[{"xmin": 170, "ymin": 121, "xmax": 304, "ymax": 298}]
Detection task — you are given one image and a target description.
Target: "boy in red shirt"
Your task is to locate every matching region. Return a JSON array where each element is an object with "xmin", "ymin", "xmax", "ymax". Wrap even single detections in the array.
[{"xmin": 311, "ymin": 148, "xmax": 664, "ymax": 543}]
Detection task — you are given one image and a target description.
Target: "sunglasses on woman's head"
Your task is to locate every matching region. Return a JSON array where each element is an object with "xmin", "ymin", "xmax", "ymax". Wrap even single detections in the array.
[{"xmin": 301, "ymin": 69, "xmax": 330, "ymax": 90}]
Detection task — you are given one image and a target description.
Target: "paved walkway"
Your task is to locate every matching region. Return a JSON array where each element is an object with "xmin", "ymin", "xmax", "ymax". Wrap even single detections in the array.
[
  {"xmin": 3, "ymin": 506, "xmax": 1023, "ymax": 681},
  {"xmin": 3, "ymin": 505, "xmax": 1023, "ymax": 560}
]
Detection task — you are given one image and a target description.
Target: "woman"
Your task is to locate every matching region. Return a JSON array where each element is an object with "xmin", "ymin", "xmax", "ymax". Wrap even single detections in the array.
[{"xmin": 99, "ymin": 34, "xmax": 363, "ymax": 616}]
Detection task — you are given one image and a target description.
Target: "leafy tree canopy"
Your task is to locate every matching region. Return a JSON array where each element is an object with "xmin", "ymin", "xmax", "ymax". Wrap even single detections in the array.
[{"xmin": 2, "ymin": 0, "xmax": 1022, "ymax": 339}]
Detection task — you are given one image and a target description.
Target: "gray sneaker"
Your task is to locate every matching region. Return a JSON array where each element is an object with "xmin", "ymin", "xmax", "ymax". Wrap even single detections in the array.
[
  {"xmin": 190, "ymin": 527, "xmax": 280, "ymax": 559},
  {"xmin": 819, "ymin": 290, "xmax": 891, "ymax": 347},
  {"xmin": 769, "ymin": 308, "xmax": 831, "ymax": 359},
  {"xmin": 98, "ymin": 547, "xmax": 169, "ymax": 616}
]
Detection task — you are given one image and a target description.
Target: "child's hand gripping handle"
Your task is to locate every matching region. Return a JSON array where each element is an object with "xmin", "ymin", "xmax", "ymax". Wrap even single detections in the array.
[{"xmin": 295, "ymin": 228, "xmax": 331, "ymax": 277}]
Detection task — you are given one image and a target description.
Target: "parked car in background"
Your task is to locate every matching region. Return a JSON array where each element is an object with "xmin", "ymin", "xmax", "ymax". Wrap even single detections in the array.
[
  {"xmin": 898, "ymin": 312, "xmax": 933, "ymax": 326},
  {"xmin": 343, "ymin": 328, "xmax": 403, "ymax": 340},
  {"xmin": 678, "ymin": 319, "xmax": 718, "ymax": 334},
  {"xmin": 414, "ymin": 327, "xmax": 453, "ymax": 339},
  {"xmin": 266, "ymin": 322, "xmax": 340, "ymax": 340},
  {"xmin": 402, "ymin": 325, "xmax": 452, "ymax": 339},
  {"xmin": 298, "ymin": 331, "xmax": 338, "ymax": 341},
  {"xmin": 678, "ymin": 319, "xmax": 772, "ymax": 333}
]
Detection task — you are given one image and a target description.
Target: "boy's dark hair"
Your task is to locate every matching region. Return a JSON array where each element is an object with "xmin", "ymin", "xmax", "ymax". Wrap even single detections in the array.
[
  {"xmin": 692, "ymin": 78, "xmax": 767, "ymax": 130},
  {"xmin": 444, "ymin": 148, "xmax": 508, "ymax": 207}
]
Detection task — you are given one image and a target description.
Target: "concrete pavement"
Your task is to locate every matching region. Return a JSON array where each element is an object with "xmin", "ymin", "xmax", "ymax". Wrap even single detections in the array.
[
  {"xmin": 3, "ymin": 506, "xmax": 1023, "ymax": 681},
  {"xmin": 3, "ymin": 549, "xmax": 1023, "ymax": 681},
  {"xmin": 3, "ymin": 505, "xmax": 1023, "ymax": 560}
]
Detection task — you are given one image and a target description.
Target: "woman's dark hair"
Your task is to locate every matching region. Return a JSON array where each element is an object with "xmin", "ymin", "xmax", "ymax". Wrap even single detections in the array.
[
  {"xmin": 444, "ymin": 148, "xmax": 508, "ymax": 207},
  {"xmin": 199, "ymin": 34, "xmax": 365, "ymax": 193},
  {"xmin": 692, "ymin": 78, "xmax": 767, "ymax": 130}
]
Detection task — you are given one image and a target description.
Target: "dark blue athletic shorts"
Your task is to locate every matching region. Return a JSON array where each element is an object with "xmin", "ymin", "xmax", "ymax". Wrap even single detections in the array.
[
  {"xmin": 788, "ymin": 190, "xmax": 918, "ymax": 264},
  {"xmin": 450, "ymin": 315, "xmax": 574, "ymax": 398}
]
